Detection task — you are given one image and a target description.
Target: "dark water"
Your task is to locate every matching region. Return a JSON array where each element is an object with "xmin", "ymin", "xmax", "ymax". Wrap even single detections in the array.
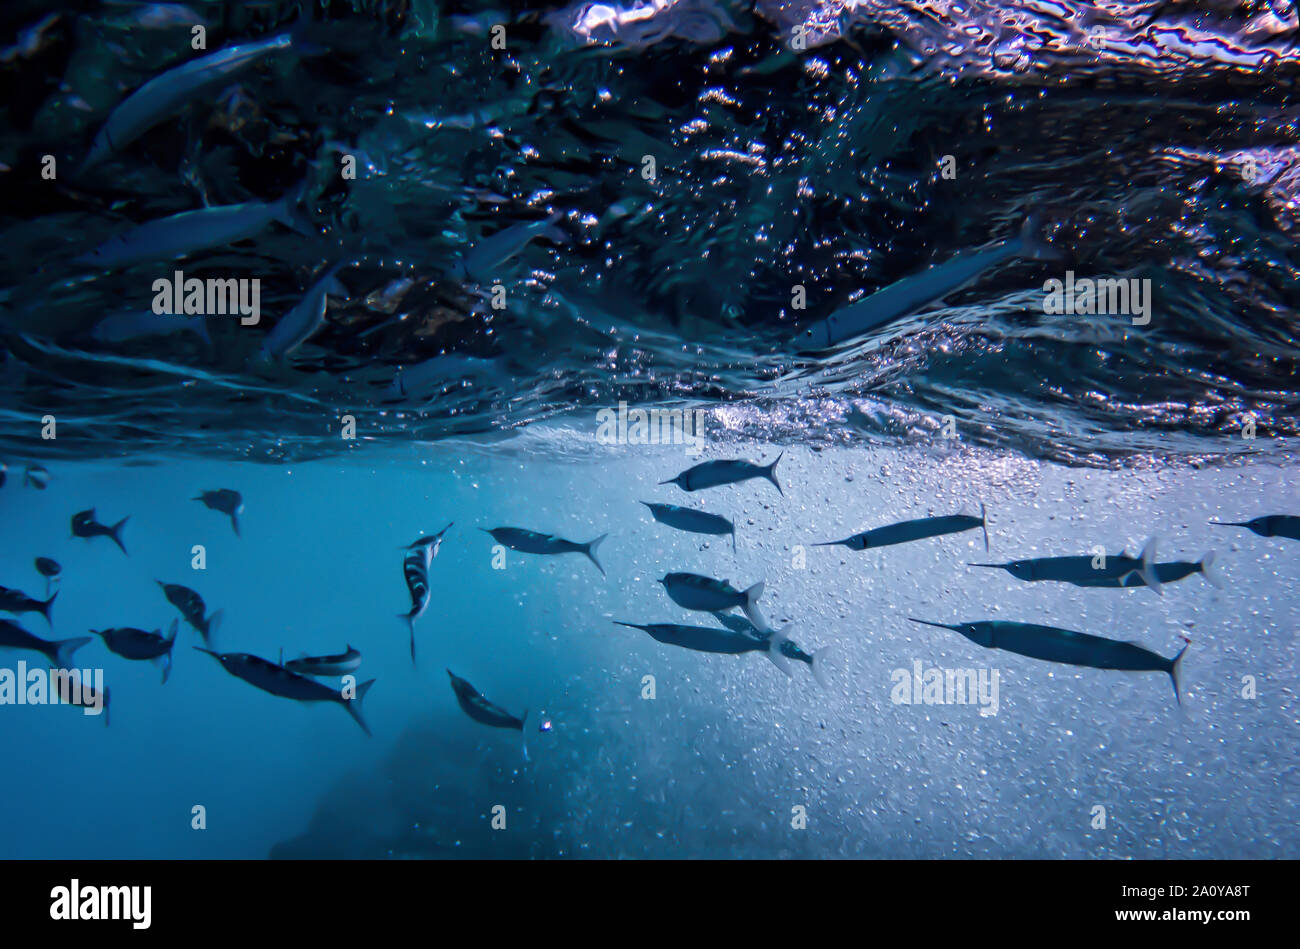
[{"xmin": 0, "ymin": 1, "xmax": 1296, "ymax": 859}]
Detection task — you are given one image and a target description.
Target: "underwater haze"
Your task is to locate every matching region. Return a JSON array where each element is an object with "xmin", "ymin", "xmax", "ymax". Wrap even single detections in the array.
[{"xmin": 0, "ymin": 0, "xmax": 1297, "ymax": 860}]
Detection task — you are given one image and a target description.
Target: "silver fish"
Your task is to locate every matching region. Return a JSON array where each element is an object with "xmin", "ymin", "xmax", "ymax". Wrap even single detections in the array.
[
  {"xmin": 78, "ymin": 20, "xmax": 321, "ymax": 174},
  {"xmin": 253, "ymin": 261, "xmax": 349, "ymax": 364},
  {"xmin": 453, "ymin": 212, "xmax": 566, "ymax": 283},
  {"xmin": 796, "ymin": 216, "xmax": 1057, "ymax": 350},
  {"xmin": 75, "ymin": 182, "xmax": 312, "ymax": 271}
]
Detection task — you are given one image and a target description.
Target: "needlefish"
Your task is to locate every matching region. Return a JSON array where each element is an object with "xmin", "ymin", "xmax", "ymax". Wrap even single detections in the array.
[
  {"xmin": 194, "ymin": 647, "xmax": 375, "ymax": 736},
  {"xmin": 817, "ymin": 505, "xmax": 988, "ymax": 552},
  {"xmin": 909, "ymin": 619, "xmax": 1190, "ymax": 703},
  {"xmin": 614, "ymin": 621, "xmax": 798, "ymax": 677},
  {"xmin": 1210, "ymin": 515, "xmax": 1300, "ymax": 542},
  {"xmin": 795, "ymin": 216, "xmax": 1057, "ymax": 350}
]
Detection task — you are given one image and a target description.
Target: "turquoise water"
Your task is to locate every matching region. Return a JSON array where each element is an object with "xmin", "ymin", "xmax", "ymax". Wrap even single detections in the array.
[{"xmin": 1, "ymin": 434, "xmax": 1294, "ymax": 858}]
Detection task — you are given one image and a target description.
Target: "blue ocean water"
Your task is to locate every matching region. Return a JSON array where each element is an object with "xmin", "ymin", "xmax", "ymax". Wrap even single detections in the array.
[
  {"xmin": 1, "ymin": 1, "xmax": 1298, "ymax": 860},
  {"xmin": 0, "ymin": 436, "xmax": 1295, "ymax": 858}
]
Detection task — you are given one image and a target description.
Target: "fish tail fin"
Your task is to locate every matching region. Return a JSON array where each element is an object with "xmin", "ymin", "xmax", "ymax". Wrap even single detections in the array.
[
  {"xmin": 741, "ymin": 580, "xmax": 770, "ymax": 632},
  {"xmin": 274, "ymin": 180, "xmax": 315, "ymax": 236},
  {"xmin": 399, "ymin": 613, "xmax": 417, "ymax": 666},
  {"xmin": 230, "ymin": 510, "xmax": 240, "ymax": 537},
  {"xmin": 40, "ymin": 591, "xmax": 56, "ymax": 627},
  {"xmin": 809, "ymin": 645, "xmax": 832, "ymax": 689},
  {"xmin": 1170, "ymin": 637, "xmax": 1190, "ymax": 705},
  {"xmin": 157, "ymin": 650, "xmax": 173, "ymax": 685},
  {"xmin": 1018, "ymin": 212, "xmax": 1060, "ymax": 261},
  {"xmin": 53, "ymin": 636, "xmax": 92, "ymax": 669},
  {"xmin": 111, "ymin": 516, "xmax": 129, "ymax": 555},
  {"xmin": 166, "ymin": 619, "xmax": 179, "ymax": 644},
  {"xmin": 203, "ymin": 609, "xmax": 223, "ymax": 647},
  {"xmin": 1140, "ymin": 536, "xmax": 1162, "ymax": 595},
  {"xmin": 520, "ymin": 709, "xmax": 530, "ymax": 762},
  {"xmin": 583, "ymin": 533, "xmax": 608, "ymax": 577},
  {"xmin": 1198, "ymin": 550, "xmax": 1223, "ymax": 588},
  {"xmin": 345, "ymin": 678, "xmax": 376, "ymax": 737},
  {"xmin": 764, "ymin": 627, "xmax": 793, "ymax": 677},
  {"xmin": 764, "ymin": 452, "xmax": 784, "ymax": 495},
  {"xmin": 980, "ymin": 502, "xmax": 989, "ymax": 552}
]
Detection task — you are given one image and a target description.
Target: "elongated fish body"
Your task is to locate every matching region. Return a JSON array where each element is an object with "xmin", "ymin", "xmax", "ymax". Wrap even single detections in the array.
[
  {"xmin": 399, "ymin": 543, "xmax": 434, "ymax": 664},
  {"xmin": 456, "ymin": 212, "xmax": 566, "ymax": 282},
  {"xmin": 661, "ymin": 454, "xmax": 783, "ymax": 494},
  {"xmin": 484, "ymin": 527, "xmax": 607, "ymax": 577},
  {"xmin": 285, "ymin": 645, "xmax": 361, "ymax": 677},
  {"xmin": 659, "ymin": 572, "xmax": 769, "ymax": 631},
  {"xmin": 641, "ymin": 502, "xmax": 736, "ymax": 551},
  {"xmin": 970, "ymin": 537, "xmax": 1161, "ymax": 591},
  {"xmin": 195, "ymin": 648, "xmax": 375, "ymax": 736},
  {"xmin": 819, "ymin": 505, "xmax": 988, "ymax": 552},
  {"xmin": 194, "ymin": 488, "xmax": 243, "ymax": 536},
  {"xmin": 616, "ymin": 621, "xmax": 767, "ymax": 655},
  {"xmin": 79, "ymin": 30, "xmax": 302, "ymax": 174},
  {"xmin": 157, "ymin": 581, "xmax": 222, "ymax": 644},
  {"xmin": 1211, "ymin": 515, "xmax": 1300, "ymax": 541},
  {"xmin": 255, "ymin": 262, "xmax": 348, "ymax": 363},
  {"xmin": 910, "ymin": 619, "xmax": 1189, "ymax": 703},
  {"xmin": 95, "ymin": 620, "xmax": 178, "ymax": 684},
  {"xmin": 74, "ymin": 184, "xmax": 309, "ymax": 270},
  {"xmin": 90, "ymin": 309, "xmax": 212, "ymax": 346},
  {"xmin": 0, "ymin": 585, "xmax": 56, "ymax": 627},
  {"xmin": 71, "ymin": 508, "xmax": 130, "ymax": 554},
  {"xmin": 446, "ymin": 669, "xmax": 528, "ymax": 738},
  {"xmin": 613, "ymin": 620, "xmax": 795, "ymax": 677},
  {"xmin": 0, "ymin": 619, "xmax": 91, "ymax": 669},
  {"xmin": 796, "ymin": 216, "xmax": 1055, "ymax": 350}
]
